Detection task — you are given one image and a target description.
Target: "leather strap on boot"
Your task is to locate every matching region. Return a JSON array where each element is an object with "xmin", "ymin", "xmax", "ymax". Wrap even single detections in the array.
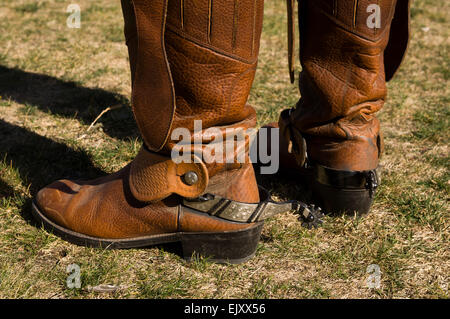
[
  {"xmin": 287, "ymin": 0, "xmax": 296, "ymax": 84},
  {"xmin": 385, "ymin": 0, "xmax": 411, "ymax": 81},
  {"xmin": 129, "ymin": 147, "xmax": 325, "ymax": 228},
  {"xmin": 184, "ymin": 187, "xmax": 325, "ymax": 229},
  {"xmin": 129, "ymin": 146, "xmax": 209, "ymax": 202},
  {"xmin": 278, "ymin": 108, "xmax": 307, "ymax": 167},
  {"xmin": 314, "ymin": 165, "xmax": 380, "ymax": 198}
]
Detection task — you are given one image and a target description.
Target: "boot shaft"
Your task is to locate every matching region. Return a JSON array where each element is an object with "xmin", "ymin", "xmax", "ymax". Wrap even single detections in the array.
[
  {"xmin": 288, "ymin": 0, "xmax": 399, "ymax": 170},
  {"xmin": 120, "ymin": 0, "xmax": 264, "ymax": 203},
  {"xmin": 298, "ymin": 0, "xmax": 397, "ymax": 120},
  {"xmin": 121, "ymin": 0, "xmax": 264, "ymax": 152}
]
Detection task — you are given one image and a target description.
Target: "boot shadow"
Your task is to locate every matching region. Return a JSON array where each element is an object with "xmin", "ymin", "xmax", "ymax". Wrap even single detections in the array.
[
  {"xmin": 0, "ymin": 179, "xmax": 14, "ymax": 198},
  {"xmin": 0, "ymin": 119, "xmax": 105, "ymax": 224},
  {"xmin": 254, "ymin": 166, "xmax": 313, "ymax": 205},
  {"xmin": 0, "ymin": 65, "xmax": 139, "ymax": 140}
]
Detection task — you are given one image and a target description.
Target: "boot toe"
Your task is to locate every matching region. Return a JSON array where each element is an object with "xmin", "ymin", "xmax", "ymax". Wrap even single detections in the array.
[{"xmin": 35, "ymin": 179, "xmax": 82, "ymax": 228}]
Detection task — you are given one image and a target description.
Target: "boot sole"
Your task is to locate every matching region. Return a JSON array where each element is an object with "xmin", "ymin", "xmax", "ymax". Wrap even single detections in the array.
[{"xmin": 31, "ymin": 201, "xmax": 263, "ymax": 264}]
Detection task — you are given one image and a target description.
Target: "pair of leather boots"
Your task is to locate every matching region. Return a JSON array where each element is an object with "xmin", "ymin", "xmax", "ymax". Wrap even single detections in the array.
[{"xmin": 33, "ymin": 0, "xmax": 410, "ymax": 263}]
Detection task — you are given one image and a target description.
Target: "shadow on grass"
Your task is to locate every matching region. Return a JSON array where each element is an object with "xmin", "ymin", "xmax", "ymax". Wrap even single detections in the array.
[
  {"xmin": 0, "ymin": 119, "xmax": 105, "ymax": 223},
  {"xmin": 0, "ymin": 65, "xmax": 139, "ymax": 140},
  {"xmin": 254, "ymin": 162, "xmax": 314, "ymax": 206},
  {"xmin": 0, "ymin": 178, "xmax": 14, "ymax": 198},
  {"xmin": 255, "ymin": 169, "xmax": 314, "ymax": 243},
  {"xmin": 0, "ymin": 120, "xmax": 104, "ymax": 192}
]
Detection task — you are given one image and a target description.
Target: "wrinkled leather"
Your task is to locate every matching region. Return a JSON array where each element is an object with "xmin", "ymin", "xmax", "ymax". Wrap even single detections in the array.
[
  {"xmin": 34, "ymin": 0, "xmax": 264, "ymax": 239},
  {"xmin": 280, "ymin": 0, "xmax": 406, "ymax": 171},
  {"xmin": 167, "ymin": 111, "xmax": 258, "ymax": 177}
]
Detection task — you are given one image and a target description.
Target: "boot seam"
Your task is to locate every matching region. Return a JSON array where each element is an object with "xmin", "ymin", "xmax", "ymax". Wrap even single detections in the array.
[
  {"xmin": 165, "ymin": 24, "xmax": 257, "ymax": 65},
  {"xmin": 311, "ymin": 2, "xmax": 396, "ymax": 43}
]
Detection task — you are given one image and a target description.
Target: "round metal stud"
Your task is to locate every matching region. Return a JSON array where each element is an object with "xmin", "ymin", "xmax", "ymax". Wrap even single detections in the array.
[{"xmin": 183, "ymin": 171, "xmax": 198, "ymax": 186}]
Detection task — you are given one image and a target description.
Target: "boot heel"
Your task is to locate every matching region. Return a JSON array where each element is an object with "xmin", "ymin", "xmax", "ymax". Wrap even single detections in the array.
[
  {"xmin": 310, "ymin": 165, "xmax": 379, "ymax": 215},
  {"xmin": 181, "ymin": 223, "xmax": 264, "ymax": 264},
  {"xmin": 312, "ymin": 180, "xmax": 374, "ymax": 216}
]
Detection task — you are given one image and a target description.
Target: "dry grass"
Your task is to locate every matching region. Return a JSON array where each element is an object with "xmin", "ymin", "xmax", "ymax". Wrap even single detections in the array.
[{"xmin": 0, "ymin": 0, "xmax": 448, "ymax": 299}]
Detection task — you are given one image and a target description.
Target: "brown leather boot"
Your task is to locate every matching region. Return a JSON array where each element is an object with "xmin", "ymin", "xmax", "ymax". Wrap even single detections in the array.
[
  {"xmin": 270, "ymin": 0, "xmax": 410, "ymax": 215},
  {"xmin": 32, "ymin": 0, "xmax": 298, "ymax": 263}
]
